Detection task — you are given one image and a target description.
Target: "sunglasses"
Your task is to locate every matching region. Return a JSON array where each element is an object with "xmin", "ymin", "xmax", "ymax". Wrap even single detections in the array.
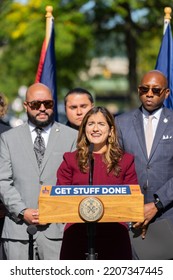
[
  {"xmin": 138, "ymin": 86, "xmax": 167, "ymax": 96},
  {"xmin": 26, "ymin": 100, "xmax": 54, "ymax": 110}
]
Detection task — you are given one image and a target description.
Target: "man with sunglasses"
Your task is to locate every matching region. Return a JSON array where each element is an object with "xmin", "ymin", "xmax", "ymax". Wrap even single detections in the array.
[
  {"xmin": 115, "ymin": 70, "xmax": 173, "ymax": 259},
  {"xmin": 0, "ymin": 83, "xmax": 77, "ymax": 259}
]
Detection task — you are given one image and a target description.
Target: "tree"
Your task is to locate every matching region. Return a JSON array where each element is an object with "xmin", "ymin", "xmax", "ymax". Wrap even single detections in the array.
[
  {"xmin": 0, "ymin": 0, "xmax": 92, "ymax": 100},
  {"xmin": 0, "ymin": 0, "xmax": 171, "ymax": 108},
  {"xmin": 82, "ymin": 0, "xmax": 172, "ymax": 106}
]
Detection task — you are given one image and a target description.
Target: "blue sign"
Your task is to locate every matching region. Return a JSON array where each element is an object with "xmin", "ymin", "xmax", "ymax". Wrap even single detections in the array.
[{"xmin": 50, "ymin": 185, "xmax": 131, "ymax": 196}]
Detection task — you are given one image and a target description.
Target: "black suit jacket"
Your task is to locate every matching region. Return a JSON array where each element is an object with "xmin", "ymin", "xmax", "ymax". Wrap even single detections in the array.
[
  {"xmin": 0, "ymin": 120, "xmax": 11, "ymax": 134},
  {"xmin": 0, "ymin": 119, "xmax": 11, "ymax": 222}
]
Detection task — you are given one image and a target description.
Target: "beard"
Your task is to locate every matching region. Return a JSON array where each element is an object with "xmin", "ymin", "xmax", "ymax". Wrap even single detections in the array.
[{"xmin": 27, "ymin": 111, "xmax": 55, "ymax": 127}]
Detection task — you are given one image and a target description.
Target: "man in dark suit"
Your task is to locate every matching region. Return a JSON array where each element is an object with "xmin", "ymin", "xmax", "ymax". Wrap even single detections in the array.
[
  {"xmin": 0, "ymin": 83, "xmax": 77, "ymax": 259},
  {"xmin": 64, "ymin": 87, "xmax": 94, "ymax": 130},
  {"xmin": 0, "ymin": 93, "xmax": 11, "ymax": 259},
  {"xmin": 0, "ymin": 120, "xmax": 10, "ymax": 134},
  {"xmin": 0, "ymin": 93, "xmax": 10, "ymax": 134},
  {"xmin": 115, "ymin": 70, "xmax": 173, "ymax": 259},
  {"xmin": 0, "ymin": 115, "xmax": 10, "ymax": 240}
]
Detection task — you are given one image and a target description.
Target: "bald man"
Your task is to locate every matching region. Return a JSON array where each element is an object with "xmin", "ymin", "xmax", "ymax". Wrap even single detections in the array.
[
  {"xmin": 0, "ymin": 83, "xmax": 77, "ymax": 259},
  {"xmin": 115, "ymin": 70, "xmax": 173, "ymax": 259}
]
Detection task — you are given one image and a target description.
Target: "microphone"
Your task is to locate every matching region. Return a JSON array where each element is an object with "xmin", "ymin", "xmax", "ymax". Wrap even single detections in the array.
[
  {"xmin": 87, "ymin": 143, "xmax": 97, "ymax": 259},
  {"xmin": 27, "ymin": 225, "xmax": 37, "ymax": 260},
  {"xmin": 27, "ymin": 225, "xmax": 37, "ymax": 236},
  {"xmin": 89, "ymin": 143, "xmax": 94, "ymax": 155},
  {"xmin": 89, "ymin": 143, "xmax": 94, "ymax": 185}
]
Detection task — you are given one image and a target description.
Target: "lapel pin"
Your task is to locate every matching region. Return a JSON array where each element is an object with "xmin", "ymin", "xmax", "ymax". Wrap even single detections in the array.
[
  {"xmin": 56, "ymin": 128, "xmax": 59, "ymax": 132},
  {"xmin": 163, "ymin": 118, "xmax": 168, "ymax": 123}
]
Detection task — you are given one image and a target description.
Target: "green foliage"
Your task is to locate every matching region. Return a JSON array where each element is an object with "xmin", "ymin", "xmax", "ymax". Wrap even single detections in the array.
[
  {"xmin": 0, "ymin": 0, "xmax": 92, "ymax": 100},
  {"xmin": 0, "ymin": 0, "xmax": 172, "ymax": 110}
]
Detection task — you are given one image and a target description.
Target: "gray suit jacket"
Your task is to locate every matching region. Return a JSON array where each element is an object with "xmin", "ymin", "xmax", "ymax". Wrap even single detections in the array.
[
  {"xmin": 115, "ymin": 106, "xmax": 173, "ymax": 224},
  {"xmin": 0, "ymin": 121, "xmax": 77, "ymax": 240}
]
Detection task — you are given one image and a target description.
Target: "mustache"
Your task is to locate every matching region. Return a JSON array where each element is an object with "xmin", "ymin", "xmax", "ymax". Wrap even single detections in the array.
[{"xmin": 36, "ymin": 112, "xmax": 49, "ymax": 117}]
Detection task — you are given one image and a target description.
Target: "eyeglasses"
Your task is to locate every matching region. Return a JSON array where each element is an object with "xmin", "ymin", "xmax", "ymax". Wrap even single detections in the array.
[
  {"xmin": 26, "ymin": 100, "xmax": 54, "ymax": 110},
  {"xmin": 138, "ymin": 86, "xmax": 167, "ymax": 96}
]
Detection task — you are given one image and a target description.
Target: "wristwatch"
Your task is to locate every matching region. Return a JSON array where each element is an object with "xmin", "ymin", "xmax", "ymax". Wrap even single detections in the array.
[
  {"xmin": 154, "ymin": 197, "xmax": 163, "ymax": 211},
  {"xmin": 18, "ymin": 208, "xmax": 27, "ymax": 220}
]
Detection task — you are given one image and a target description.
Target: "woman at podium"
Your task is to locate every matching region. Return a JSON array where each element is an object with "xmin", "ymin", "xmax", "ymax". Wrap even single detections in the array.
[{"xmin": 56, "ymin": 106, "xmax": 138, "ymax": 259}]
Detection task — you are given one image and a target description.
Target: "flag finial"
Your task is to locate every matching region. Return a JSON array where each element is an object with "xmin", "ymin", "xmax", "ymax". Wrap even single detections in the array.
[
  {"xmin": 45, "ymin": 6, "xmax": 54, "ymax": 49},
  {"xmin": 164, "ymin": 7, "xmax": 172, "ymax": 21},
  {"xmin": 45, "ymin": 6, "xmax": 53, "ymax": 18},
  {"xmin": 163, "ymin": 7, "xmax": 172, "ymax": 34}
]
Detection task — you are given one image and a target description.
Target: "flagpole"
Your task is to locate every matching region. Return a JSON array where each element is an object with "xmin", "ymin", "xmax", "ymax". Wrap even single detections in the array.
[
  {"xmin": 45, "ymin": 6, "xmax": 54, "ymax": 49},
  {"xmin": 164, "ymin": 7, "xmax": 172, "ymax": 34}
]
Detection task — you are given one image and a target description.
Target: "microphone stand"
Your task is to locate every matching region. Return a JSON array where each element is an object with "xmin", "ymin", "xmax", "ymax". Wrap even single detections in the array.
[
  {"xmin": 27, "ymin": 225, "xmax": 37, "ymax": 260},
  {"xmin": 86, "ymin": 143, "xmax": 98, "ymax": 260}
]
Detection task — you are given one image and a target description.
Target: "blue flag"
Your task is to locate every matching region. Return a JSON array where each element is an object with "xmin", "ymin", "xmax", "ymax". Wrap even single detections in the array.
[
  {"xmin": 35, "ymin": 19, "xmax": 58, "ymax": 121},
  {"xmin": 155, "ymin": 23, "xmax": 173, "ymax": 109}
]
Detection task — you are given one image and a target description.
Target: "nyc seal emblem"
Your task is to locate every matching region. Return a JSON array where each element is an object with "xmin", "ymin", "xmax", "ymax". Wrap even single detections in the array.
[{"xmin": 79, "ymin": 197, "xmax": 104, "ymax": 222}]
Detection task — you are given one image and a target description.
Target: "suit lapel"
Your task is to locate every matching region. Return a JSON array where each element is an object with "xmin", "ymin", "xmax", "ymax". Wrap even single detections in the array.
[
  {"xmin": 150, "ymin": 108, "xmax": 170, "ymax": 158},
  {"xmin": 18, "ymin": 122, "xmax": 62, "ymax": 174},
  {"xmin": 40, "ymin": 122, "xmax": 60, "ymax": 172},
  {"xmin": 133, "ymin": 108, "xmax": 148, "ymax": 159},
  {"xmin": 19, "ymin": 123, "xmax": 39, "ymax": 174}
]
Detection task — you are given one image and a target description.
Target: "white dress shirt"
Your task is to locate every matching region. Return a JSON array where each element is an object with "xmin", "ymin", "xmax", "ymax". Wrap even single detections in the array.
[
  {"xmin": 28, "ymin": 121, "xmax": 52, "ymax": 147},
  {"xmin": 142, "ymin": 107, "xmax": 162, "ymax": 139}
]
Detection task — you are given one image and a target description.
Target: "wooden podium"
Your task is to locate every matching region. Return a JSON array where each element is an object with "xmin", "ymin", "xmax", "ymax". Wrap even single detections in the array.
[{"xmin": 39, "ymin": 185, "xmax": 144, "ymax": 223}]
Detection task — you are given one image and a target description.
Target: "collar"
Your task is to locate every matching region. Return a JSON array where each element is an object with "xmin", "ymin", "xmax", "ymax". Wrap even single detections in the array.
[
  {"xmin": 28, "ymin": 121, "xmax": 53, "ymax": 133},
  {"xmin": 142, "ymin": 106, "xmax": 163, "ymax": 120}
]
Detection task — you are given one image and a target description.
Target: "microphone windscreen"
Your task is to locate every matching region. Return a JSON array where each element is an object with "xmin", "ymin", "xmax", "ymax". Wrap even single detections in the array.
[
  {"xmin": 27, "ymin": 225, "xmax": 37, "ymax": 235},
  {"xmin": 89, "ymin": 143, "xmax": 94, "ymax": 154}
]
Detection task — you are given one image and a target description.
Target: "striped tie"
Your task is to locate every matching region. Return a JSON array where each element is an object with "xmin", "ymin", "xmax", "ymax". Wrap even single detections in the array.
[{"xmin": 34, "ymin": 127, "xmax": 45, "ymax": 168}]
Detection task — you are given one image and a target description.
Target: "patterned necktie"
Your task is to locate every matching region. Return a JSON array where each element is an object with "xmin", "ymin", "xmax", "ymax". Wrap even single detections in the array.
[
  {"xmin": 34, "ymin": 127, "xmax": 45, "ymax": 168},
  {"xmin": 145, "ymin": 115, "xmax": 154, "ymax": 157}
]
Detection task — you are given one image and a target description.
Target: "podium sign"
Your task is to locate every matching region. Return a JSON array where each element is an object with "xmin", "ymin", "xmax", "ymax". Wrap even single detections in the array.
[{"xmin": 39, "ymin": 185, "xmax": 144, "ymax": 223}]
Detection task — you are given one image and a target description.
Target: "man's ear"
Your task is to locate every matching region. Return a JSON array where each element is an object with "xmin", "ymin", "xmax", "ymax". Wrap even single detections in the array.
[
  {"xmin": 165, "ymin": 88, "xmax": 170, "ymax": 100},
  {"xmin": 23, "ymin": 102, "xmax": 27, "ymax": 111}
]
